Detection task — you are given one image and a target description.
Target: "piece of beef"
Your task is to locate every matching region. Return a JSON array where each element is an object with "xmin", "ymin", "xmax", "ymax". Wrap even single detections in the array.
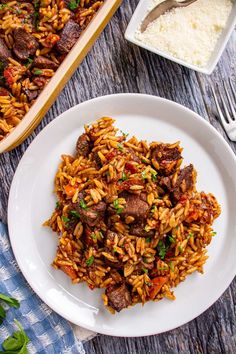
[
  {"xmin": 120, "ymin": 192, "xmax": 149, "ymax": 220},
  {"xmin": 106, "ymin": 283, "xmax": 132, "ymax": 312},
  {"xmin": 23, "ymin": 89, "xmax": 39, "ymax": 101},
  {"xmin": 77, "ymin": 201, "xmax": 106, "ymax": 227},
  {"xmin": 90, "ymin": 151, "xmax": 102, "ymax": 169},
  {"xmin": 76, "ymin": 133, "xmax": 90, "ymax": 157},
  {"xmin": 129, "ymin": 221, "xmax": 155, "ymax": 238},
  {"xmin": 0, "ymin": 87, "xmax": 10, "ymax": 96},
  {"xmin": 33, "ymin": 56, "xmax": 58, "ymax": 70},
  {"xmin": 0, "ymin": 38, "xmax": 11, "ymax": 66},
  {"xmin": 160, "ymin": 164, "xmax": 194, "ymax": 201},
  {"xmin": 13, "ymin": 28, "xmax": 39, "ymax": 60},
  {"xmin": 56, "ymin": 20, "xmax": 82, "ymax": 54},
  {"xmin": 151, "ymin": 144, "xmax": 182, "ymax": 176}
]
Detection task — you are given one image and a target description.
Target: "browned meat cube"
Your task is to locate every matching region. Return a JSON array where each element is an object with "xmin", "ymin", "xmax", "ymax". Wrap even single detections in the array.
[
  {"xmin": 13, "ymin": 28, "xmax": 39, "ymax": 60},
  {"xmin": 76, "ymin": 133, "xmax": 90, "ymax": 157},
  {"xmin": 77, "ymin": 201, "xmax": 106, "ymax": 227},
  {"xmin": 160, "ymin": 164, "xmax": 195, "ymax": 201},
  {"xmin": 0, "ymin": 38, "xmax": 11, "ymax": 66},
  {"xmin": 56, "ymin": 20, "xmax": 82, "ymax": 54},
  {"xmin": 151, "ymin": 143, "xmax": 182, "ymax": 176},
  {"xmin": 129, "ymin": 221, "xmax": 155, "ymax": 238},
  {"xmin": 33, "ymin": 56, "xmax": 58, "ymax": 70},
  {"xmin": 120, "ymin": 192, "xmax": 149, "ymax": 220},
  {"xmin": 106, "ymin": 283, "xmax": 132, "ymax": 312}
]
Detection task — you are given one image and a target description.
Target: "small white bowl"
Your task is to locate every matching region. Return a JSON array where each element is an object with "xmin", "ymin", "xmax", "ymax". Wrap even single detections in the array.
[{"xmin": 125, "ymin": 0, "xmax": 236, "ymax": 75}]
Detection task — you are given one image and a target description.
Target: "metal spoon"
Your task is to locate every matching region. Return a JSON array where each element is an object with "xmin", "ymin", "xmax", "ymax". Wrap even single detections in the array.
[{"xmin": 140, "ymin": 0, "xmax": 197, "ymax": 33}]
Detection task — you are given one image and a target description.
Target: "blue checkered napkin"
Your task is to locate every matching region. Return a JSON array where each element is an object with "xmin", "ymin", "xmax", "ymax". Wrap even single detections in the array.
[{"xmin": 0, "ymin": 223, "xmax": 85, "ymax": 354}]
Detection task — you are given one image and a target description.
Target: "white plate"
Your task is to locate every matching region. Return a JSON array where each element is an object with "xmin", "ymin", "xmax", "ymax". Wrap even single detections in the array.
[
  {"xmin": 125, "ymin": 0, "xmax": 236, "ymax": 75},
  {"xmin": 8, "ymin": 94, "xmax": 236, "ymax": 337}
]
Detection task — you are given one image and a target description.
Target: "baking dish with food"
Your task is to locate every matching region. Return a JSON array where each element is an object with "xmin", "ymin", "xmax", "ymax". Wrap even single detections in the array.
[{"xmin": 0, "ymin": 0, "xmax": 121, "ymax": 153}]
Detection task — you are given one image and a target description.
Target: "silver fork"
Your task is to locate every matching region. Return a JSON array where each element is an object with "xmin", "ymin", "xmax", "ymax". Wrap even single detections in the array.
[{"xmin": 212, "ymin": 79, "xmax": 236, "ymax": 141}]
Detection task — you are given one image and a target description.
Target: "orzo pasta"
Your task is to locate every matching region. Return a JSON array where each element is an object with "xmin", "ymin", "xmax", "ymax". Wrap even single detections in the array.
[
  {"xmin": 0, "ymin": 0, "xmax": 103, "ymax": 141},
  {"xmin": 45, "ymin": 117, "xmax": 221, "ymax": 313}
]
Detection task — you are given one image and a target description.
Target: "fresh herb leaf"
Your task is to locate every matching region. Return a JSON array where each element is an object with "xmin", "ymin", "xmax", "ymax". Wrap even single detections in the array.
[
  {"xmin": 61, "ymin": 216, "xmax": 69, "ymax": 223},
  {"xmin": 79, "ymin": 199, "xmax": 87, "ymax": 210},
  {"xmin": 1, "ymin": 319, "xmax": 29, "ymax": 354},
  {"xmin": 113, "ymin": 247, "xmax": 117, "ymax": 253},
  {"xmin": 0, "ymin": 294, "xmax": 20, "ymax": 309},
  {"xmin": 113, "ymin": 199, "xmax": 124, "ymax": 214},
  {"xmin": 167, "ymin": 235, "xmax": 175, "ymax": 244},
  {"xmin": 178, "ymin": 246, "xmax": 183, "ymax": 253},
  {"xmin": 117, "ymin": 143, "xmax": 123, "ymax": 151},
  {"xmin": 86, "ymin": 256, "xmax": 94, "ymax": 267},
  {"xmin": 141, "ymin": 159, "xmax": 147, "ymax": 164},
  {"xmin": 157, "ymin": 266, "xmax": 168, "ymax": 271},
  {"xmin": 91, "ymin": 233, "xmax": 97, "ymax": 240},
  {"xmin": 151, "ymin": 172, "xmax": 157, "ymax": 181},
  {"xmin": 120, "ymin": 130, "xmax": 129, "ymax": 138},
  {"xmin": 56, "ymin": 201, "xmax": 60, "ymax": 209},
  {"xmin": 212, "ymin": 231, "xmax": 217, "ymax": 236},
  {"xmin": 68, "ymin": 0, "xmax": 80, "ymax": 10},
  {"xmin": 0, "ymin": 305, "xmax": 6, "ymax": 324},
  {"xmin": 33, "ymin": 69, "xmax": 42, "ymax": 75},
  {"xmin": 187, "ymin": 232, "xmax": 194, "ymax": 240},
  {"xmin": 24, "ymin": 58, "xmax": 33, "ymax": 67},
  {"xmin": 144, "ymin": 281, "xmax": 152, "ymax": 287},
  {"xmin": 151, "ymin": 205, "xmax": 157, "ymax": 213},
  {"xmin": 157, "ymin": 240, "xmax": 167, "ymax": 260},
  {"xmin": 145, "ymin": 237, "xmax": 151, "ymax": 243},
  {"xmin": 69, "ymin": 210, "xmax": 80, "ymax": 219},
  {"xmin": 169, "ymin": 261, "xmax": 174, "ymax": 272},
  {"xmin": 99, "ymin": 231, "xmax": 104, "ymax": 239},
  {"xmin": 142, "ymin": 268, "xmax": 148, "ymax": 274},
  {"xmin": 0, "ymin": 4, "xmax": 7, "ymax": 10},
  {"xmin": 121, "ymin": 171, "xmax": 127, "ymax": 181}
]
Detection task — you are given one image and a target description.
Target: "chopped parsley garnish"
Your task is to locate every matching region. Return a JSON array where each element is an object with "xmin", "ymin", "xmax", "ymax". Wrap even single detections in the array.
[
  {"xmin": 141, "ymin": 159, "xmax": 147, "ymax": 164},
  {"xmin": 99, "ymin": 231, "xmax": 104, "ymax": 239},
  {"xmin": 68, "ymin": 0, "xmax": 80, "ymax": 10},
  {"xmin": 151, "ymin": 172, "xmax": 157, "ymax": 181},
  {"xmin": 142, "ymin": 268, "xmax": 148, "ymax": 274},
  {"xmin": 178, "ymin": 246, "xmax": 183, "ymax": 253},
  {"xmin": 25, "ymin": 58, "xmax": 33, "ymax": 67},
  {"xmin": 33, "ymin": 69, "xmax": 43, "ymax": 75},
  {"xmin": 0, "ymin": 319, "xmax": 29, "ymax": 353},
  {"xmin": 144, "ymin": 281, "xmax": 152, "ymax": 287},
  {"xmin": 79, "ymin": 199, "xmax": 87, "ymax": 210},
  {"xmin": 56, "ymin": 201, "xmax": 60, "ymax": 209},
  {"xmin": 145, "ymin": 237, "xmax": 151, "ymax": 243},
  {"xmin": 169, "ymin": 261, "xmax": 174, "ymax": 272},
  {"xmin": 212, "ymin": 231, "xmax": 217, "ymax": 236},
  {"xmin": 33, "ymin": 0, "xmax": 40, "ymax": 28},
  {"xmin": 157, "ymin": 266, "xmax": 168, "ymax": 271},
  {"xmin": 117, "ymin": 143, "xmax": 123, "ymax": 151},
  {"xmin": 151, "ymin": 205, "xmax": 157, "ymax": 213},
  {"xmin": 157, "ymin": 240, "xmax": 167, "ymax": 260},
  {"xmin": 61, "ymin": 216, "xmax": 69, "ymax": 223},
  {"xmin": 120, "ymin": 130, "xmax": 129, "ymax": 138},
  {"xmin": 0, "ymin": 4, "xmax": 7, "ymax": 10},
  {"xmin": 69, "ymin": 210, "xmax": 80, "ymax": 219},
  {"xmin": 91, "ymin": 233, "xmax": 97, "ymax": 240},
  {"xmin": 113, "ymin": 199, "xmax": 124, "ymax": 214},
  {"xmin": 121, "ymin": 171, "xmax": 128, "ymax": 181},
  {"xmin": 187, "ymin": 233, "xmax": 194, "ymax": 240},
  {"xmin": 86, "ymin": 256, "xmax": 94, "ymax": 267},
  {"xmin": 167, "ymin": 235, "xmax": 175, "ymax": 244}
]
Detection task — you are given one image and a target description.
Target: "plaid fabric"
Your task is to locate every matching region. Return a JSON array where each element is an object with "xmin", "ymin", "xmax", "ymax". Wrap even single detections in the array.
[{"xmin": 0, "ymin": 223, "xmax": 85, "ymax": 354}]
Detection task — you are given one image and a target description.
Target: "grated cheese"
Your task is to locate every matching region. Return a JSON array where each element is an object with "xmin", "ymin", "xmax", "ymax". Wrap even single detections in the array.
[{"xmin": 135, "ymin": 0, "xmax": 233, "ymax": 68}]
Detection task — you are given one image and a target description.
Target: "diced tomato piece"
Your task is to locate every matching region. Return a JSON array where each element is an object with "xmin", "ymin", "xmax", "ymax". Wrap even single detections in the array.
[
  {"xmin": 106, "ymin": 150, "xmax": 117, "ymax": 161},
  {"xmin": 64, "ymin": 184, "xmax": 77, "ymax": 197},
  {"xmin": 125, "ymin": 162, "xmax": 137, "ymax": 174},
  {"xmin": 3, "ymin": 67, "xmax": 14, "ymax": 86},
  {"xmin": 149, "ymin": 276, "xmax": 168, "ymax": 300},
  {"xmin": 0, "ymin": 88, "xmax": 10, "ymax": 96},
  {"xmin": 60, "ymin": 265, "xmax": 77, "ymax": 280}
]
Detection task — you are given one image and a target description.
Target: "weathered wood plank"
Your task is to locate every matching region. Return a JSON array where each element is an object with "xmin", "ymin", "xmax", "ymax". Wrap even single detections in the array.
[{"xmin": 0, "ymin": 1, "xmax": 235, "ymax": 352}]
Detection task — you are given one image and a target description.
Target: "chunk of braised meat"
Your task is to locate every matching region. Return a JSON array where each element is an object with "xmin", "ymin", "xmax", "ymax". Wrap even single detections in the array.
[
  {"xmin": 127, "ymin": 148, "xmax": 141, "ymax": 163},
  {"xmin": 120, "ymin": 192, "xmax": 149, "ymax": 220},
  {"xmin": 105, "ymin": 230, "xmax": 121, "ymax": 247},
  {"xmin": 129, "ymin": 221, "xmax": 155, "ymax": 238},
  {"xmin": 76, "ymin": 133, "xmax": 90, "ymax": 157},
  {"xmin": 0, "ymin": 87, "xmax": 10, "ymax": 96},
  {"xmin": 76, "ymin": 201, "xmax": 106, "ymax": 227},
  {"xmin": 33, "ymin": 56, "xmax": 58, "ymax": 70},
  {"xmin": 32, "ymin": 76, "xmax": 50, "ymax": 88},
  {"xmin": 90, "ymin": 151, "xmax": 102, "ymax": 169},
  {"xmin": 151, "ymin": 144, "xmax": 182, "ymax": 176},
  {"xmin": 23, "ymin": 89, "xmax": 39, "ymax": 101},
  {"xmin": 160, "ymin": 164, "xmax": 195, "ymax": 201},
  {"xmin": 0, "ymin": 38, "xmax": 11, "ymax": 66},
  {"xmin": 56, "ymin": 20, "xmax": 82, "ymax": 54},
  {"xmin": 105, "ymin": 283, "xmax": 132, "ymax": 312},
  {"xmin": 13, "ymin": 28, "xmax": 39, "ymax": 60}
]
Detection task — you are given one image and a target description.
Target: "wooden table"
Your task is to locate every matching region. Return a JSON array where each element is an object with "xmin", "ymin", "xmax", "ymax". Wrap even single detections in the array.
[{"xmin": 0, "ymin": 1, "xmax": 235, "ymax": 352}]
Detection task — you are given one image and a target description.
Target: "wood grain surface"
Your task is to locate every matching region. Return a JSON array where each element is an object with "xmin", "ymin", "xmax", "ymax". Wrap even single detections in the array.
[{"xmin": 0, "ymin": 1, "xmax": 235, "ymax": 353}]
